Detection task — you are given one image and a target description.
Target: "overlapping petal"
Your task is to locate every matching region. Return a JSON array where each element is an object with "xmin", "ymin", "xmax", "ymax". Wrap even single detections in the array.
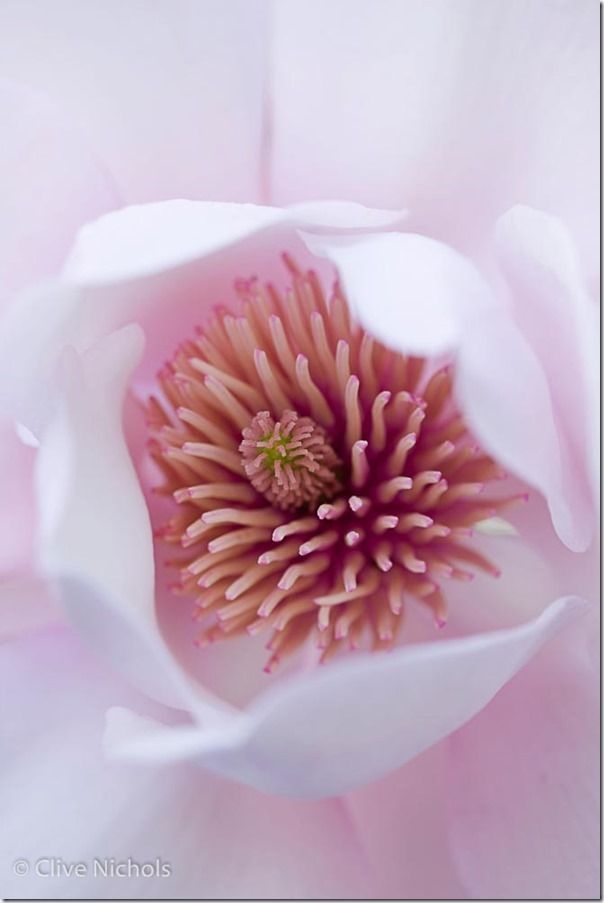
[
  {"xmin": 1, "ymin": 199, "xmax": 593, "ymax": 801},
  {"xmin": 0, "ymin": 200, "xmax": 404, "ymax": 437},
  {"xmin": 494, "ymin": 205, "xmax": 599, "ymax": 520},
  {"xmin": 105, "ymin": 597, "xmax": 586, "ymax": 798},
  {"xmin": 305, "ymin": 223, "xmax": 596, "ymax": 551},
  {"xmin": 32, "ymin": 323, "xmax": 233, "ymax": 720}
]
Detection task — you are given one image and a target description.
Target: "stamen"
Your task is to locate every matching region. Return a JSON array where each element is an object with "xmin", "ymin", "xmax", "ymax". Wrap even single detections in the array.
[
  {"xmin": 370, "ymin": 390, "xmax": 391, "ymax": 452},
  {"xmin": 344, "ymin": 375, "xmax": 362, "ymax": 448},
  {"xmin": 253, "ymin": 349, "xmax": 291, "ymax": 414},
  {"xmin": 343, "ymin": 552, "xmax": 365, "ymax": 591},
  {"xmin": 351, "ymin": 440, "xmax": 370, "ymax": 488},
  {"xmin": 273, "ymin": 517, "xmax": 319, "ymax": 542},
  {"xmin": 315, "ymin": 570, "xmax": 380, "ymax": 606},
  {"xmin": 348, "ymin": 495, "xmax": 371, "ymax": 516},
  {"xmin": 317, "ymin": 498, "xmax": 347, "ymax": 520},
  {"xmin": 377, "ymin": 476, "xmax": 413, "ymax": 503},
  {"xmin": 295, "ymin": 355, "xmax": 334, "ymax": 426},
  {"xmin": 278, "ymin": 553, "xmax": 330, "ymax": 590},
  {"xmin": 298, "ymin": 530, "xmax": 339, "ymax": 556},
  {"xmin": 386, "ymin": 432, "xmax": 416, "ymax": 476},
  {"xmin": 150, "ymin": 259, "xmax": 515, "ymax": 670},
  {"xmin": 373, "ymin": 515, "xmax": 399, "ymax": 534}
]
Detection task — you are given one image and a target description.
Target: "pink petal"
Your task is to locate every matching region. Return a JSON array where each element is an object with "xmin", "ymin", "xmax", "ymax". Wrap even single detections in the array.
[
  {"xmin": 343, "ymin": 745, "xmax": 467, "ymax": 897},
  {"xmin": 1, "ymin": 627, "xmax": 374, "ymax": 899},
  {"xmin": 446, "ymin": 616, "xmax": 599, "ymax": 898},
  {"xmin": 105, "ymin": 597, "xmax": 586, "ymax": 798},
  {"xmin": 0, "ymin": 576, "xmax": 61, "ymax": 640},
  {"xmin": 270, "ymin": 0, "xmax": 598, "ymax": 271},
  {"xmin": 1, "ymin": 0, "xmax": 269, "ymax": 204}
]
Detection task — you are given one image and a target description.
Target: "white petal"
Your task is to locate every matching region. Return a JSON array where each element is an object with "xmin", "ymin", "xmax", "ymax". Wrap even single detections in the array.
[
  {"xmin": 302, "ymin": 230, "xmax": 495, "ymax": 355},
  {"xmin": 36, "ymin": 325, "xmax": 151, "ymax": 620},
  {"xmin": 455, "ymin": 307, "xmax": 592, "ymax": 552},
  {"xmin": 34, "ymin": 324, "xmax": 231, "ymax": 721},
  {"xmin": 63, "ymin": 199, "xmax": 404, "ymax": 285},
  {"xmin": 106, "ymin": 597, "xmax": 586, "ymax": 798},
  {"xmin": 63, "ymin": 201, "xmax": 287, "ymax": 284}
]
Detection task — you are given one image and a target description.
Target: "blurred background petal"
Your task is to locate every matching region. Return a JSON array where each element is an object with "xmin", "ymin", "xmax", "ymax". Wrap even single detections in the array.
[
  {"xmin": 1, "ymin": 627, "xmax": 375, "ymax": 899},
  {"xmin": 445, "ymin": 617, "xmax": 599, "ymax": 899},
  {"xmin": 269, "ymin": 0, "xmax": 598, "ymax": 278},
  {"xmin": 0, "ymin": 0, "xmax": 268, "ymax": 276},
  {"xmin": 0, "ymin": 81, "xmax": 117, "ymax": 301}
]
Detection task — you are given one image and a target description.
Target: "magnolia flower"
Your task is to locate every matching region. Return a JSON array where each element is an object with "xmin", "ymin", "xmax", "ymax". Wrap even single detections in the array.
[{"xmin": 0, "ymin": 1, "xmax": 598, "ymax": 900}]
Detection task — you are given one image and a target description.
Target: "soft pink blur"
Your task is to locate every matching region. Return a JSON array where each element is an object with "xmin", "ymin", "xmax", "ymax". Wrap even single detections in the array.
[{"xmin": 0, "ymin": 1, "xmax": 598, "ymax": 899}]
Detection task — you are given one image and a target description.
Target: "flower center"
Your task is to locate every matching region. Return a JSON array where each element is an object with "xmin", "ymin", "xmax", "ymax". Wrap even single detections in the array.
[
  {"xmin": 240, "ymin": 410, "xmax": 342, "ymax": 511},
  {"xmin": 149, "ymin": 257, "xmax": 523, "ymax": 672}
]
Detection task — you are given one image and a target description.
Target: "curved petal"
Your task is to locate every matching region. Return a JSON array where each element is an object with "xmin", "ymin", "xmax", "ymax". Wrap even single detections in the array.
[
  {"xmin": 35, "ymin": 326, "xmax": 151, "ymax": 621},
  {"xmin": 105, "ymin": 597, "xmax": 586, "ymax": 798},
  {"xmin": 63, "ymin": 199, "xmax": 405, "ymax": 285},
  {"xmin": 0, "ymin": 0, "xmax": 270, "ymax": 205},
  {"xmin": 1, "ymin": 626, "xmax": 374, "ymax": 899},
  {"xmin": 0, "ymin": 416, "xmax": 62, "ymax": 641},
  {"xmin": 270, "ymin": 0, "xmax": 598, "ymax": 274},
  {"xmin": 446, "ymin": 617, "xmax": 599, "ymax": 899},
  {"xmin": 306, "ymin": 228, "xmax": 593, "ymax": 550},
  {"xmin": 33, "ymin": 324, "xmax": 232, "ymax": 720},
  {"xmin": 0, "ymin": 80, "xmax": 117, "ymax": 302},
  {"xmin": 495, "ymin": 205, "xmax": 599, "ymax": 516},
  {"xmin": 301, "ymin": 230, "xmax": 496, "ymax": 355},
  {"xmin": 0, "ymin": 199, "xmax": 403, "ymax": 437},
  {"xmin": 456, "ymin": 309, "xmax": 592, "ymax": 552}
]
